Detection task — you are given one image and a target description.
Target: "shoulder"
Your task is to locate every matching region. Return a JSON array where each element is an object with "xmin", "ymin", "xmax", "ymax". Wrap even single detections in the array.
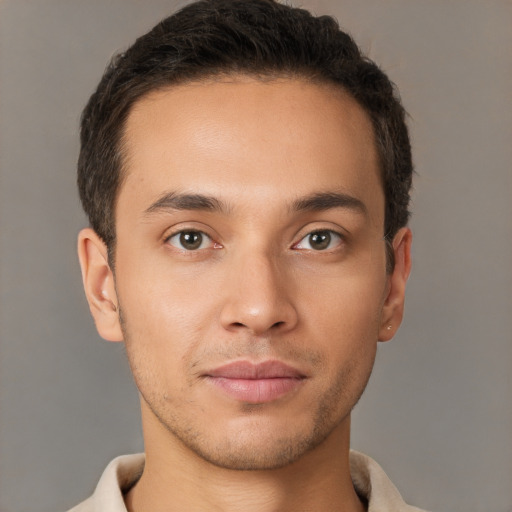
[
  {"xmin": 350, "ymin": 450, "xmax": 429, "ymax": 512},
  {"xmin": 66, "ymin": 454, "xmax": 145, "ymax": 512},
  {"xmin": 67, "ymin": 496, "xmax": 94, "ymax": 512}
]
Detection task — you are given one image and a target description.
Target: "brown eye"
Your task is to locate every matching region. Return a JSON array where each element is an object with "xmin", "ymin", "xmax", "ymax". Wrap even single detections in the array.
[
  {"xmin": 294, "ymin": 230, "xmax": 342, "ymax": 251},
  {"xmin": 167, "ymin": 230, "xmax": 210, "ymax": 250},
  {"xmin": 309, "ymin": 231, "xmax": 332, "ymax": 250}
]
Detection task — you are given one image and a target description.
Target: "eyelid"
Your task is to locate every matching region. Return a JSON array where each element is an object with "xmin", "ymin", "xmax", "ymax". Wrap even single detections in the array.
[
  {"xmin": 164, "ymin": 226, "xmax": 222, "ymax": 251},
  {"xmin": 292, "ymin": 228, "xmax": 345, "ymax": 251},
  {"xmin": 166, "ymin": 230, "xmax": 208, "ymax": 250}
]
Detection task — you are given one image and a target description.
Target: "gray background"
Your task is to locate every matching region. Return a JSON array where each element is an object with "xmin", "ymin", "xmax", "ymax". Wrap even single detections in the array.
[{"xmin": 0, "ymin": 1, "xmax": 511, "ymax": 511}]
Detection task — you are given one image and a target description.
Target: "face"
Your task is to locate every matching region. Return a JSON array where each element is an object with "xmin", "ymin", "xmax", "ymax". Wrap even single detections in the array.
[{"xmin": 79, "ymin": 77, "xmax": 411, "ymax": 470}]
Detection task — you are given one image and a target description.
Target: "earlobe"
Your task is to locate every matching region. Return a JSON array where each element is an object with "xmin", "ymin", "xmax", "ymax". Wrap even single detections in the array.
[
  {"xmin": 77, "ymin": 228, "xmax": 123, "ymax": 342},
  {"xmin": 378, "ymin": 227, "xmax": 412, "ymax": 342}
]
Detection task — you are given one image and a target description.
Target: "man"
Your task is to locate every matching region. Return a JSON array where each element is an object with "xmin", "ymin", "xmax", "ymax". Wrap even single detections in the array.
[{"xmin": 72, "ymin": 0, "xmax": 424, "ymax": 510}]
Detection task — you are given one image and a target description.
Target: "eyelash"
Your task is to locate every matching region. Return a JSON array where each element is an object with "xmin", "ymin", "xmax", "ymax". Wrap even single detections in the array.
[
  {"xmin": 164, "ymin": 228, "xmax": 345, "ymax": 252},
  {"xmin": 165, "ymin": 230, "xmax": 219, "ymax": 251},
  {"xmin": 292, "ymin": 229, "xmax": 344, "ymax": 251}
]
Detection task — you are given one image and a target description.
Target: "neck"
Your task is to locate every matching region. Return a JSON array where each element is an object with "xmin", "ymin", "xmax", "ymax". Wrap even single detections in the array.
[{"xmin": 125, "ymin": 405, "xmax": 365, "ymax": 512}]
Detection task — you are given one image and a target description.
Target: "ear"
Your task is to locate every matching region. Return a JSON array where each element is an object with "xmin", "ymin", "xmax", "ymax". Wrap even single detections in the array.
[
  {"xmin": 77, "ymin": 228, "xmax": 123, "ymax": 342},
  {"xmin": 378, "ymin": 227, "xmax": 412, "ymax": 342}
]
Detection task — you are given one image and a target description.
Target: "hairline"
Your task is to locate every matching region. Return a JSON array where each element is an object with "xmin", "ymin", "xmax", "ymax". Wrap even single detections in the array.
[{"xmin": 107, "ymin": 71, "xmax": 392, "ymax": 271}]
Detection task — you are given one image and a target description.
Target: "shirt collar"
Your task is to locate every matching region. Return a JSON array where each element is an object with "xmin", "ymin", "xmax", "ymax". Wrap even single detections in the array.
[{"xmin": 73, "ymin": 451, "xmax": 424, "ymax": 512}]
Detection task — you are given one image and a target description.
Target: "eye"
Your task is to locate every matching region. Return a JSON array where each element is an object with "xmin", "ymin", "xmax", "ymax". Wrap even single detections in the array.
[
  {"xmin": 166, "ymin": 230, "xmax": 213, "ymax": 251},
  {"xmin": 293, "ymin": 230, "xmax": 343, "ymax": 251}
]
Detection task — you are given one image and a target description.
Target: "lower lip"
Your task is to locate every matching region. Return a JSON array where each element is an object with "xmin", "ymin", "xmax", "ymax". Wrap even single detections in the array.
[{"xmin": 206, "ymin": 377, "xmax": 304, "ymax": 404}]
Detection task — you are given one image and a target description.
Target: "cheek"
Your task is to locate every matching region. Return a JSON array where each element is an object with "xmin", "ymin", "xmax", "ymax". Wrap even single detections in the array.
[
  {"xmin": 300, "ymin": 267, "xmax": 387, "ymax": 339},
  {"xmin": 118, "ymin": 249, "xmax": 216, "ymax": 325},
  {"xmin": 115, "ymin": 261, "xmax": 219, "ymax": 381}
]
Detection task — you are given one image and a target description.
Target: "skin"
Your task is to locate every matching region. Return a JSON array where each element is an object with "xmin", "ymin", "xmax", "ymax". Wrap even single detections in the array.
[{"xmin": 78, "ymin": 77, "xmax": 411, "ymax": 512}]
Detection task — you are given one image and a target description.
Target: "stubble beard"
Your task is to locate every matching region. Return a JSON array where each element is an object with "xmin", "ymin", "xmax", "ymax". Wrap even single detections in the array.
[{"xmin": 119, "ymin": 307, "xmax": 376, "ymax": 471}]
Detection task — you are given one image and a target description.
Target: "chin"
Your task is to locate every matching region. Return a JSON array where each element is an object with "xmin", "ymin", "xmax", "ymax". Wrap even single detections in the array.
[
  {"xmin": 178, "ymin": 427, "xmax": 333, "ymax": 471},
  {"xmin": 151, "ymin": 400, "xmax": 350, "ymax": 471}
]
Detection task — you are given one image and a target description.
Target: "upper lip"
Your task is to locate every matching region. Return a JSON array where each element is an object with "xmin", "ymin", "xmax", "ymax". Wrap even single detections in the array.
[{"xmin": 205, "ymin": 360, "xmax": 306, "ymax": 379}]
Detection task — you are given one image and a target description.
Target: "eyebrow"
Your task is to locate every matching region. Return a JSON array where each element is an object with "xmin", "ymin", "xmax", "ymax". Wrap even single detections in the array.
[
  {"xmin": 143, "ymin": 190, "xmax": 366, "ymax": 217},
  {"xmin": 291, "ymin": 191, "xmax": 367, "ymax": 215},
  {"xmin": 144, "ymin": 192, "xmax": 229, "ymax": 216}
]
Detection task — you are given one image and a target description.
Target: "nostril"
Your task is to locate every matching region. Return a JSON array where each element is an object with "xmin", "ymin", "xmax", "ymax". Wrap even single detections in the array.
[{"xmin": 229, "ymin": 320, "xmax": 286, "ymax": 331}]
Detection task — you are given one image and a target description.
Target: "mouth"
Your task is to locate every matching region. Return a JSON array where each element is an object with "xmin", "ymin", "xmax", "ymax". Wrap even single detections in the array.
[{"xmin": 203, "ymin": 360, "xmax": 307, "ymax": 404}]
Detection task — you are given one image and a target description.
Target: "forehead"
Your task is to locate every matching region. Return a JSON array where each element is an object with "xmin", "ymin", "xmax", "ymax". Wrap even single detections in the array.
[{"xmin": 119, "ymin": 77, "xmax": 382, "ymax": 221}]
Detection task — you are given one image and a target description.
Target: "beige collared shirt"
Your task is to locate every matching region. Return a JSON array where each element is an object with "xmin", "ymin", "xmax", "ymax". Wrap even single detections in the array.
[{"xmin": 68, "ymin": 451, "xmax": 427, "ymax": 512}]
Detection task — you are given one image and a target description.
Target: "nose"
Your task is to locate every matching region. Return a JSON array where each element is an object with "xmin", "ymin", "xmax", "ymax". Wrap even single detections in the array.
[{"xmin": 219, "ymin": 252, "xmax": 298, "ymax": 336}]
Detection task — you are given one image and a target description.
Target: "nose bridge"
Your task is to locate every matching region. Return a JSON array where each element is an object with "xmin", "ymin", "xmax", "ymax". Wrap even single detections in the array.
[{"xmin": 220, "ymin": 247, "xmax": 298, "ymax": 335}]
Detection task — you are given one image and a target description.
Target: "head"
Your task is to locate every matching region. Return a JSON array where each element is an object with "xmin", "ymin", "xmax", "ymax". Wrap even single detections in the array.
[
  {"xmin": 78, "ymin": 0, "xmax": 412, "ymax": 269},
  {"xmin": 77, "ymin": 0, "xmax": 413, "ymax": 471}
]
